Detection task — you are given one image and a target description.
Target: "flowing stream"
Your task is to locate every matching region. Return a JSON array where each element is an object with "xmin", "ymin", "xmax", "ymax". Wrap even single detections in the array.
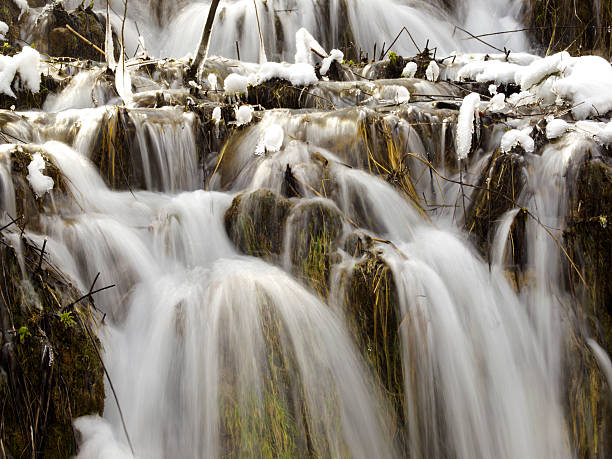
[{"xmin": 1, "ymin": 1, "xmax": 612, "ymax": 458}]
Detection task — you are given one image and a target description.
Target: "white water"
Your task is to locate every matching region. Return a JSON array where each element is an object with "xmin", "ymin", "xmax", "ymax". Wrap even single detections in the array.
[
  {"xmin": 2, "ymin": 1, "xmax": 612, "ymax": 458},
  {"xmin": 60, "ymin": 0, "xmax": 529, "ymax": 61}
]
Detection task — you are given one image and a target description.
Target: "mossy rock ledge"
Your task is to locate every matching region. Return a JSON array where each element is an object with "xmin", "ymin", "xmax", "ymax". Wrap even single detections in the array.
[
  {"xmin": 566, "ymin": 157, "xmax": 612, "ymax": 354},
  {"xmin": 225, "ymin": 190, "xmax": 345, "ymax": 295},
  {"xmin": 0, "ymin": 236, "xmax": 105, "ymax": 458}
]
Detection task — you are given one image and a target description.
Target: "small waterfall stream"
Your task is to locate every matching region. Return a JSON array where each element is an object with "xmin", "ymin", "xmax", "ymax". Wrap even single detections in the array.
[{"xmin": 1, "ymin": 1, "xmax": 611, "ymax": 458}]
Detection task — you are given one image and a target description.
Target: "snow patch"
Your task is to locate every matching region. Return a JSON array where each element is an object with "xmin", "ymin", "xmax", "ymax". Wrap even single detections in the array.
[
  {"xmin": 320, "ymin": 49, "xmax": 343, "ymax": 76},
  {"xmin": 207, "ymin": 73, "xmax": 218, "ymax": 91},
  {"xmin": 0, "ymin": 55, "xmax": 17, "ymax": 97},
  {"xmin": 500, "ymin": 128, "xmax": 535, "ymax": 153},
  {"xmin": 0, "ymin": 46, "xmax": 41, "ymax": 98},
  {"xmin": 13, "ymin": 46, "xmax": 40, "ymax": 93},
  {"xmin": 487, "ymin": 93, "xmax": 505, "ymax": 113},
  {"xmin": 253, "ymin": 62, "xmax": 318, "ymax": 87},
  {"xmin": 402, "ymin": 62, "xmax": 417, "ymax": 78},
  {"xmin": 295, "ymin": 28, "xmax": 326, "ymax": 65},
  {"xmin": 455, "ymin": 92, "xmax": 480, "ymax": 160},
  {"xmin": 426, "ymin": 61, "xmax": 439, "ymax": 82},
  {"xmin": 26, "ymin": 153, "xmax": 54, "ymax": 198},
  {"xmin": 546, "ymin": 119, "xmax": 570, "ymax": 139},
  {"xmin": 235, "ymin": 105, "xmax": 254, "ymax": 126},
  {"xmin": 597, "ymin": 122, "xmax": 612, "ymax": 145},
  {"xmin": 212, "ymin": 107, "xmax": 221, "ymax": 124},
  {"xmin": 255, "ymin": 124, "xmax": 284, "ymax": 156},
  {"xmin": 552, "ymin": 55, "xmax": 612, "ymax": 120},
  {"xmin": 0, "ymin": 22, "xmax": 8, "ymax": 41},
  {"xmin": 224, "ymin": 73, "xmax": 249, "ymax": 95}
]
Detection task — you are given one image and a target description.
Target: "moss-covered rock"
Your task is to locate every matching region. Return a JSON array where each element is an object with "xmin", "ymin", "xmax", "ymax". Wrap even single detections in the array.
[
  {"xmin": 566, "ymin": 157, "xmax": 612, "ymax": 354},
  {"xmin": 34, "ymin": 3, "xmax": 113, "ymax": 61},
  {"xmin": 88, "ymin": 107, "xmax": 146, "ymax": 190},
  {"xmin": 247, "ymin": 78, "xmax": 305, "ymax": 110},
  {"xmin": 563, "ymin": 326, "xmax": 612, "ymax": 459},
  {"xmin": 466, "ymin": 148, "xmax": 525, "ymax": 261},
  {"xmin": 0, "ymin": 236, "xmax": 104, "ymax": 458},
  {"xmin": 224, "ymin": 189, "xmax": 292, "ymax": 261},
  {"xmin": 341, "ymin": 247, "xmax": 405, "ymax": 439},
  {"xmin": 0, "ymin": 0, "xmax": 23, "ymax": 47},
  {"xmin": 285, "ymin": 200, "xmax": 344, "ymax": 297}
]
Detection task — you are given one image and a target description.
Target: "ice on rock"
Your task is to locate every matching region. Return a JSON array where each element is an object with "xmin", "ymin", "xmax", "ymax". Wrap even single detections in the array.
[
  {"xmin": 0, "ymin": 22, "xmax": 8, "ymax": 41},
  {"xmin": 224, "ymin": 73, "xmax": 249, "ymax": 95},
  {"xmin": 546, "ymin": 119, "xmax": 571, "ymax": 139},
  {"xmin": 255, "ymin": 124, "xmax": 284, "ymax": 156},
  {"xmin": 488, "ymin": 84, "xmax": 498, "ymax": 95},
  {"xmin": 320, "ymin": 49, "xmax": 344, "ymax": 76},
  {"xmin": 426, "ymin": 61, "xmax": 440, "ymax": 82},
  {"xmin": 500, "ymin": 128, "xmax": 535, "ymax": 153},
  {"xmin": 455, "ymin": 92, "xmax": 481, "ymax": 160},
  {"xmin": 14, "ymin": 46, "xmax": 41, "ymax": 93},
  {"xmin": 295, "ymin": 28, "xmax": 326, "ymax": 65},
  {"xmin": 26, "ymin": 153, "xmax": 54, "ymax": 198},
  {"xmin": 402, "ymin": 62, "xmax": 417, "ymax": 78},
  {"xmin": 212, "ymin": 107, "xmax": 221, "ymax": 124},
  {"xmin": 235, "ymin": 105, "xmax": 254, "ymax": 126}
]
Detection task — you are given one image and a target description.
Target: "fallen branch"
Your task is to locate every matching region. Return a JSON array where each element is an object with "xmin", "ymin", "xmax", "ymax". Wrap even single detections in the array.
[{"xmin": 65, "ymin": 25, "xmax": 105, "ymax": 56}]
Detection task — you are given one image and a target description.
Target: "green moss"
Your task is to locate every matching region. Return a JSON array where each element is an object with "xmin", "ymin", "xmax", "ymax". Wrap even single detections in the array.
[
  {"xmin": 225, "ymin": 190, "xmax": 293, "ymax": 261},
  {"xmin": 566, "ymin": 158, "xmax": 612, "ymax": 353},
  {"xmin": 0, "ymin": 238, "xmax": 104, "ymax": 458},
  {"xmin": 341, "ymin": 248, "xmax": 405, "ymax": 440},
  {"xmin": 287, "ymin": 201, "xmax": 344, "ymax": 297},
  {"xmin": 466, "ymin": 149, "xmax": 525, "ymax": 262}
]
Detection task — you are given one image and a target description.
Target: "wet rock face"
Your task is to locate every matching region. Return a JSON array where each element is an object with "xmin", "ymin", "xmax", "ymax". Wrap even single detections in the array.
[
  {"xmin": 0, "ymin": 0, "xmax": 24, "ymax": 46},
  {"xmin": 0, "ymin": 238, "xmax": 104, "ymax": 458},
  {"xmin": 342, "ymin": 247, "xmax": 404, "ymax": 424},
  {"xmin": 225, "ymin": 189, "xmax": 293, "ymax": 260},
  {"xmin": 225, "ymin": 190, "xmax": 344, "ymax": 296},
  {"xmin": 566, "ymin": 157, "xmax": 612, "ymax": 353},
  {"xmin": 466, "ymin": 149, "xmax": 525, "ymax": 261}
]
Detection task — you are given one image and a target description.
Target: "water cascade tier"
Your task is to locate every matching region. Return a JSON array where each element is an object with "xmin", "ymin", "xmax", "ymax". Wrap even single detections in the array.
[{"xmin": 0, "ymin": 1, "xmax": 611, "ymax": 458}]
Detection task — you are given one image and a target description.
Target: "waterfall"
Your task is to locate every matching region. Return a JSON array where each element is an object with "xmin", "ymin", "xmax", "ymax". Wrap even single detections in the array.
[
  {"xmin": 60, "ymin": 0, "xmax": 528, "ymax": 61},
  {"xmin": 2, "ymin": 1, "xmax": 612, "ymax": 458}
]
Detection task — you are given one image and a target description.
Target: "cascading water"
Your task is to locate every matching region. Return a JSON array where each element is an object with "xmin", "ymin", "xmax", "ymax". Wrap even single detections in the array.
[
  {"xmin": 2, "ymin": 1, "xmax": 612, "ymax": 458},
  {"xmin": 57, "ymin": 0, "xmax": 528, "ymax": 61}
]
